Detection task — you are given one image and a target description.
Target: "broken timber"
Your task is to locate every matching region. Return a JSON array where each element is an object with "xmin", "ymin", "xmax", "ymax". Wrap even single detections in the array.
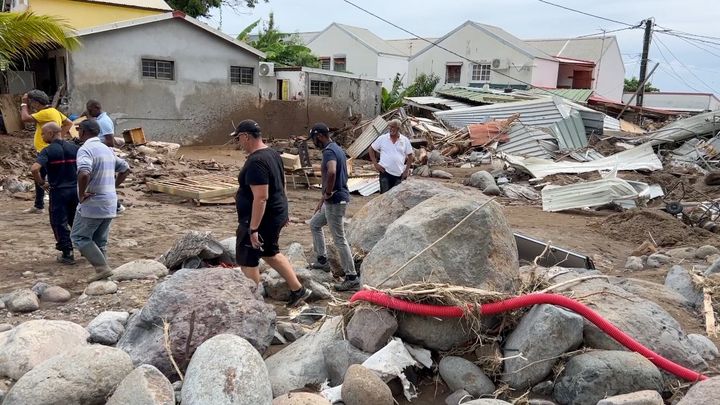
[{"xmin": 147, "ymin": 174, "xmax": 238, "ymax": 199}]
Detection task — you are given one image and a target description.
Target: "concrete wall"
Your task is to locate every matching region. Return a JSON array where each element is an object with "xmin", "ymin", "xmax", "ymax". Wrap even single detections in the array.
[
  {"xmin": 531, "ymin": 58, "xmax": 560, "ymax": 88},
  {"xmin": 27, "ymin": 0, "xmax": 164, "ymax": 29},
  {"xmin": 306, "ymin": 25, "xmax": 379, "ymax": 83},
  {"xmin": 68, "ymin": 19, "xmax": 261, "ymax": 145},
  {"xmin": 621, "ymin": 92, "xmax": 720, "ymax": 112},
  {"xmin": 408, "ymin": 24, "xmax": 536, "ymax": 88},
  {"xmin": 595, "ymin": 39, "xmax": 624, "ymax": 101},
  {"xmin": 257, "ymin": 70, "xmax": 382, "ymax": 138},
  {"xmin": 377, "ymin": 54, "xmax": 409, "ymax": 88}
]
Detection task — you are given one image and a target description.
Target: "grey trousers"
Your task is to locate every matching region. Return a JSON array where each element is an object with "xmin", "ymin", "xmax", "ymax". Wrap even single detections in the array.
[{"xmin": 309, "ymin": 202, "xmax": 356, "ymax": 276}]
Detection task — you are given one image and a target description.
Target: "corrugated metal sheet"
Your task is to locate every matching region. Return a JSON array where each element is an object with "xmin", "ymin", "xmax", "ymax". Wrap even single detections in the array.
[
  {"xmin": 503, "ymin": 144, "xmax": 663, "ymax": 179},
  {"xmin": 528, "ymin": 88, "xmax": 594, "ymax": 103},
  {"xmin": 435, "ymin": 87, "xmax": 522, "ymax": 104},
  {"xmin": 569, "ymin": 148, "xmax": 605, "ymax": 162},
  {"xmin": 550, "ymin": 111, "xmax": 587, "ymax": 150},
  {"xmin": 542, "ymin": 178, "xmax": 644, "ymax": 212},
  {"xmin": 347, "ymin": 177, "xmax": 380, "ymax": 196},
  {"xmin": 646, "ymin": 110, "xmax": 720, "ymax": 145},
  {"xmin": 435, "ymin": 97, "xmax": 565, "ymax": 129},
  {"xmin": 496, "ymin": 123, "xmax": 558, "ymax": 159},
  {"xmin": 604, "ymin": 115, "xmax": 621, "ymax": 131},
  {"xmin": 347, "ymin": 116, "xmax": 388, "ymax": 159},
  {"xmin": 404, "ymin": 96, "xmax": 472, "ymax": 111}
]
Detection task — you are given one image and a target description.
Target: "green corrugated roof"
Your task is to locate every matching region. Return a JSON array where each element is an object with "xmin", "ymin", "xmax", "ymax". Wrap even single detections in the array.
[
  {"xmin": 528, "ymin": 88, "xmax": 594, "ymax": 103},
  {"xmin": 435, "ymin": 88, "xmax": 523, "ymax": 104}
]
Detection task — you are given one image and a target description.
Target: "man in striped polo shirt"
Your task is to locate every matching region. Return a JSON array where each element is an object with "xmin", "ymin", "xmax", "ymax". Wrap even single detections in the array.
[{"xmin": 70, "ymin": 120, "xmax": 130, "ymax": 281}]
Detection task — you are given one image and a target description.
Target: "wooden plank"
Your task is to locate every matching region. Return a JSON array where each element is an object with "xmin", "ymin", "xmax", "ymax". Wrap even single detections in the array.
[
  {"xmin": 704, "ymin": 288, "xmax": 717, "ymax": 337},
  {"xmin": 281, "ymin": 153, "xmax": 302, "ymax": 171},
  {"xmin": 0, "ymin": 94, "xmax": 22, "ymax": 133},
  {"xmin": 147, "ymin": 174, "xmax": 238, "ymax": 199}
]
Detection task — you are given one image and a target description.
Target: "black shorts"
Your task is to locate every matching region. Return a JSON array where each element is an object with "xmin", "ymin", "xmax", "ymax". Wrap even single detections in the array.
[{"xmin": 235, "ymin": 219, "xmax": 283, "ymax": 267}]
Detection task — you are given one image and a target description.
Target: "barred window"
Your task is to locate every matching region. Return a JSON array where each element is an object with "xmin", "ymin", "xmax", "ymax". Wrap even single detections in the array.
[
  {"xmin": 319, "ymin": 57, "xmax": 331, "ymax": 70},
  {"xmin": 230, "ymin": 66, "xmax": 254, "ymax": 85},
  {"xmin": 142, "ymin": 59, "xmax": 174, "ymax": 80},
  {"xmin": 310, "ymin": 80, "xmax": 332, "ymax": 97}
]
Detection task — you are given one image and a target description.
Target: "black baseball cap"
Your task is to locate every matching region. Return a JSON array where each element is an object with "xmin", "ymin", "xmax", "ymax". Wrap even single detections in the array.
[
  {"xmin": 230, "ymin": 119, "xmax": 261, "ymax": 137},
  {"xmin": 309, "ymin": 123, "xmax": 330, "ymax": 138}
]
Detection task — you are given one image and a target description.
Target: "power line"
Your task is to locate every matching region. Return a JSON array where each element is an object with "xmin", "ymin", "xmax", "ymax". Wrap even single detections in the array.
[
  {"xmin": 658, "ymin": 31, "xmax": 720, "ymax": 60},
  {"xmin": 537, "ymin": 0, "xmax": 637, "ymax": 27},
  {"xmin": 653, "ymin": 35, "xmax": 719, "ymax": 94},
  {"xmin": 650, "ymin": 41, "xmax": 703, "ymax": 92}
]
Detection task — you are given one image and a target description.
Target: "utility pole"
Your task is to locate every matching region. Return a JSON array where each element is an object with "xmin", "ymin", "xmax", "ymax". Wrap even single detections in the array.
[{"xmin": 636, "ymin": 18, "xmax": 653, "ymax": 107}]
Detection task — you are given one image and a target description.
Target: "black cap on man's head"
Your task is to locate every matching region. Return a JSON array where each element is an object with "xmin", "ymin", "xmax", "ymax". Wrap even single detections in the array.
[
  {"xmin": 231, "ymin": 119, "xmax": 261, "ymax": 137},
  {"xmin": 309, "ymin": 123, "xmax": 330, "ymax": 139}
]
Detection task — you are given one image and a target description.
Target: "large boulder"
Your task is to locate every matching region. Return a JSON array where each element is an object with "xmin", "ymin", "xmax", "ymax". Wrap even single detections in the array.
[
  {"xmin": 117, "ymin": 268, "xmax": 276, "ymax": 377},
  {"xmin": 553, "ymin": 351, "xmax": 663, "ymax": 405},
  {"xmin": 361, "ymin": 193, "xmax": 519, "ymax": 290},
  {"xmin": 3, "ymin": 345, "xmax": 134, "ymax": 405},
  {"xmin": 502, "ymin": 304, "xmax": 584, "ymax": 389},
  {"xmin": 677, "ymin": 376, "xmax": 720, "ymax": 404},
  {"xmin": 111, "ymin": 259, "xmax": 169, "ymax": 281},
  {"xmin": 182, "ymin": 334, "xmax": 272, "ymax": 405},
  {"xmin": 106, "ymin": 364, "xmax": 174, "ymax": 405},
  {"xmin": 347, "ymin": 179, "xmax": 458, "ymax": 253},
  {"xmin": 265, "ymin": 317, "xmax": 343, "ymax": 397},
  {"xmin": 0, "ymin": 319, "xmax": 89, "ymax": 380}
]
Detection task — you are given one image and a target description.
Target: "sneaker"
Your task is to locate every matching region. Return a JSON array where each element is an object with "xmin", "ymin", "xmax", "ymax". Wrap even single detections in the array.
[
  {"xmin": 57, "ymin": 252, "xmax": 76, "ymax": 265},
  {"xmin": 117, "ymin": 204, "xmax": 126, "ymax": 214},
  {"xmin": 286, "ymin": 287, "xmax": 312, "ymax": 308},
  {"xmin": 23, "ymin": 206, "xmax": 44, "ymax": 214},
  {"xmin": 309, "ymin": 260, "xmax": 331, "ymax": 272},
  {"xmin": 334, "ymin": 277, "xmax": 361, "ymax": 292},
  {"xmin": 88, "ymin": 269, "xmax": 114, "ymax": 282}
]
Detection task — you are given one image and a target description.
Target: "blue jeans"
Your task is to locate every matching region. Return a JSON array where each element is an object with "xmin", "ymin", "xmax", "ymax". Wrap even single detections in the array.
[
  {"xmin": 309, "ymin": 202, "xmax": 356, "ymax": 276},
  {"xmin": 70, "ymin": 214, "xmax": 113, "ymax": 269}
]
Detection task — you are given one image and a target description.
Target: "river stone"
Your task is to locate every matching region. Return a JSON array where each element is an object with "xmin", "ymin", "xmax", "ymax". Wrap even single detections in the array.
[
  {"xmin": 182, "ymin": 334, "xmax": 272, "ymax": 405},
  {"xmin": 361, "ymin": 193, "xmax": 519, "ymax": 290},
  {"xmin": 31, "ymin": 281, "xmax": 50, "ymax": 296},
  {"xmin": 40, "ymin": 286, "xmax": 71, "ymax": 302},
  {"xmin": 272, "ymin": 392, "xmax": 331, "ymax": 404},
  {"xmin": 696, "ymin": 245, "xmax": 720, "ymax": 259},
  {"xmin": 3, "ymin": 345, "xmax": 133, "ymax": 405},
  {"xmin": 502, "ymin": 304, "xmax": 584, "ymax": 389},
  {"xmin": 687, "ymin": 333, "xmax": 719, "ymax": 361},
  {"xmin": 323, "ymin": 340, "xmax": 372, "ymax": 386},
  {"xmin": 85, "ymin": 280, "xmax": 118, "ymax": 295},
  {"xmin": 118, "ymin": 268, "xmax": 275, "ymax": 378},
  {"xmin": 439, "ymin": 356, "xmax": 495, "ymax": 397},
  {"xmin": 553, "ymin": 351, "xmax": 663, "ymax": 405},
  {"xmin": 346, "ymin": 307, "xmax": 397, "ymax": 353},
  {"xmin": 0, "ymin": 319, "xmax": 89, "ymax": 380},
  {"xmin": 220, "ymin": 237, "xmax": 237, "ymax": 259},
  {"xmin": 87, "ymin": 311, "xmax": 130, "ymax": 345},
  {"xmin": 347, "ymin": 179, "xmax": 458, "ymax": 253},
  {"xmin": 706, "ymin": 256, "xmax": 720, "ymax": 275},
  {"xmin": 624, "ymin": 256, "xmax": 644, "ymax": 271},
  {"xmin": 111, "ymin": 259, "xmax": 169, "ymax": 281},
  {"xmin": 341, "ymin": 364, "xmax": 393, "ymax": 405},
  {"xmin": 596, "ymin": 390, "xmax": 663, "ymax": 405},
  {"xmin": 677, "ymin": 376, "xmax": 720, "ymax": 404},
  {"xmin": 463, "ymin": 400, "xmax": 512, "ymax": 405},
  {"xmin": 666, "ymin": 247, "xmax": 697, "ymax": 259},
  {"xmin": 646, "ymin": 253, "xmax": 671, "ymax": 268},
  {"xmin": 5, "ymin": 289, "xmax": 39, "ymax": 312},
  {"xmin": 464, "ymin": 171, "xmax": 500, "ymax": 195},
  {"xmin": 265, "ymin": 317, "xmax": 342, "ymax": 397},
  {"xmin": 396, "ymin": 312, "xmax": 477, "ymax": 351},
  {"xmin": 445, "ymin": 389, "xmax": 472, "ymax": 405},
  {"xmin": 432, "ymin": 169, "xmax": 454, "ymax": 179},
  {"xmin": 106, "ymin": 364, "xmax": 174, "ymax": 405},
  {"xmin": 610, "ymin": 277, "xmax": 694, "ymax": 311},
  {"xmin": 285, "ymin": 242, "xmax": 309, "ymax": 269},
  {"xmin": 0, "ymin": 324, "xmax": 11, "ymax": 332},
  {"xmin": 664, "ymin": 265, "xmax": 702, "ymax": 308}
]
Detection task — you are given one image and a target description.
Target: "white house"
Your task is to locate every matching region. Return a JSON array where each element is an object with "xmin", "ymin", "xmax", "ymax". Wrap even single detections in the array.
[
  {"xmin": 408, "ymin": 21, "xmax": 560, "ymax": 91},
  {"xmin": 386, "ymin": 37, "xmax": 439, "ymax": 57},
  {"xmin": 525, "ymin": 36, "xmax": 625, "ymax": 101},
  {"xmin": 621, "ymin": 92, "xmax": 720, "ymax": 113},
  {"xmin": 305, "ymin": 23, "xmax": 409, "ymax": 88}
]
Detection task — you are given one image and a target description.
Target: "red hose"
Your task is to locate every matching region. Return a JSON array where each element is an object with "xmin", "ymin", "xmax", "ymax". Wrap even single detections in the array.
[{"xmin": 350, "ymin": 290, "xmax": 708, "ymax": 382}]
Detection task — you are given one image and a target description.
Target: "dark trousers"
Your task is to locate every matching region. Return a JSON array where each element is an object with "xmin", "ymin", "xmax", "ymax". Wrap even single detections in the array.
[
  {"xmin": 34, "ymin": 167, "xmax": 47, "ymax": 209},
  {"xmin": 49, "ymin": 187, "xmax": 78, "ymax": 253},
  {"xmin": 379, "ymin": 172, "xmax": 403, "ymax": 194}
]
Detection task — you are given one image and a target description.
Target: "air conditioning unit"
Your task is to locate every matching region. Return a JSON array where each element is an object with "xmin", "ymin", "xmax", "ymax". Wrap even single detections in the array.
[
  {"xmin": 491, "ymin": 58, "xmax": 508, "ymax": 70},
  {"xmin": 259, "ymin": 62, "xmax": 275, "ymax": 77}
]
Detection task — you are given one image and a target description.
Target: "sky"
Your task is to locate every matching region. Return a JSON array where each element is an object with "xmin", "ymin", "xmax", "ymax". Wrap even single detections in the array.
[{"xmin": 202, "ymin": 0, "xmax": 720, "ymax": 94}]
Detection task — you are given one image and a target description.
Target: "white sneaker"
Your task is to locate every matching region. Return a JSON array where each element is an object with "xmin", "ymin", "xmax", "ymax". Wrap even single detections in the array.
[{"xmin": 23, "ymin": 207, "xmax": 44, "ymax": 214}]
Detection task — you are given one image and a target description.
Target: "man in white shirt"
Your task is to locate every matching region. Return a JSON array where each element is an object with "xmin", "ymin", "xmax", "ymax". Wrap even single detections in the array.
[{"xmin": 369, "ymin": 119, "xmax": 415, "ymax": 193}]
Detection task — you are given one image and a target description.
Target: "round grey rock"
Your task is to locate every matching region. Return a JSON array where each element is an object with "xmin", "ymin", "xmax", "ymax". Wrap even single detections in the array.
[
  {"xmin": 3, "ymin": 345, "xmax": 133, "ymax": 405},
  {"xmin": 85, "ymin": 280, "xmax": 118, "ymax": 295},
  {"xmin": 107, "ymin": 364, "xmax": 175, "ymax": 405},
  {"xmin": 677, "ymin": 376, "xmax": 720, "ymax": 404},
  {"xmin": 31, "ymin": 281, "xmax": 50, "ymax": 296},
  {"xmin": 111, "ymin": 259, "xmax": 169, "ymax": 281},
  {"xmin": 182, "ymin": 334, "xmax": 272, "ymax": 405},
  {"xmin": 687, "ymin": 333, "xmax": 719, "ymax": 361},
  {"xmin": 341, "ymin": 364, "xmax": 393, "ymax": 405},
  {"xmin": 646, "ymin": 253, "xmax": 671, "ymax": 269},
  {"xmin": 696, "ymin": 245, "xmax": 719, "ymax": 259},
  {"xmin": 87, "ymin": 311, "xmax": 130, "ymax": 345},
  {"xmin": 439, "ymin": 356, "xmax": 496, "ymax": 397},
  {"xmin": 5, "ymin": 289, "xmax": 39, "ymax": 313},
  {"xmin": 40, "ymin": 286, "xmax": 71, "ymax": 302},
  {"xmin": 624, "ymin": 256, "xmax": 644, "ymax": 271},
  {"xmin": 432, "ymin": 169, "xmax": 454, "ymax": 179},
  {"xmin": 666, "ymin": 247, "xmax": 697, "ymax": 259},
  {"xmin": 0, "ymin": 319, "xmax": 88, "ymax": 380}
]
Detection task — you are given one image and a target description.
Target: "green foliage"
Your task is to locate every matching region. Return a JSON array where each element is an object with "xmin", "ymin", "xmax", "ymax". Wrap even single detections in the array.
[
  {"xmin": 405, "ymin": 73, "xmax": 440, "ymax": 97},
  {"xmin": 381, "ymin": 73, "xmax": 405, "ymax": 112},
  {"xmin": 624, "ymin": 76, "xmax": 659, "ymax": 93},
  {"xmin": 167, "ymin": 0, "xmax": 267, "ymax": 18},
  {"xmin": 236, "ymin": 19, "xmax": 260, "ymax": 42},
  {"xmin": 248, "ymin": 13, "xmax": 319, "ymax": 68},
  {"xmin": 0, "ymin": 12, "xmax": 80, "ymax": 64}
]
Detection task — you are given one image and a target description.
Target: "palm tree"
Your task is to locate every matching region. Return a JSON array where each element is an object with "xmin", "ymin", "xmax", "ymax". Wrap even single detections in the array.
[{"xmin": 0, "ymin": 11, "xmax": 80, "ymax": 64}]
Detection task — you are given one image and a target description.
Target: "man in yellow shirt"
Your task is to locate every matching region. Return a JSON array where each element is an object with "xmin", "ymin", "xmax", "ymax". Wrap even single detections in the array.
[{"xmin": 20, "ymin": 90, "xmax": 73, "ymax": 213}]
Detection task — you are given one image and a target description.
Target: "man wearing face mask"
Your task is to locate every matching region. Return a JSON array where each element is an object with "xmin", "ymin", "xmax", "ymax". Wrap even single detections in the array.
[
  {"xmin": 307, "ymin": 123, "xmax": 358, "ymax": 292},
  {"xmin": 231, "ymin": 119, "xmax": 312, "ymax": 307}
]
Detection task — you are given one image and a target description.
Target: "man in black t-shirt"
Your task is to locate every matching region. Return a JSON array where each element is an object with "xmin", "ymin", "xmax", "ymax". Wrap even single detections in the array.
[
  {"xmin": 232, "ymin": 119, "xmax": 312, "ymax": 307},
  {"xmin": 30, "ymin": 122, "xmax": 80, "ymax": 264},
  {"xmin": 307, "ymin": 123, "xmax": 359, "ymax": 291}
]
